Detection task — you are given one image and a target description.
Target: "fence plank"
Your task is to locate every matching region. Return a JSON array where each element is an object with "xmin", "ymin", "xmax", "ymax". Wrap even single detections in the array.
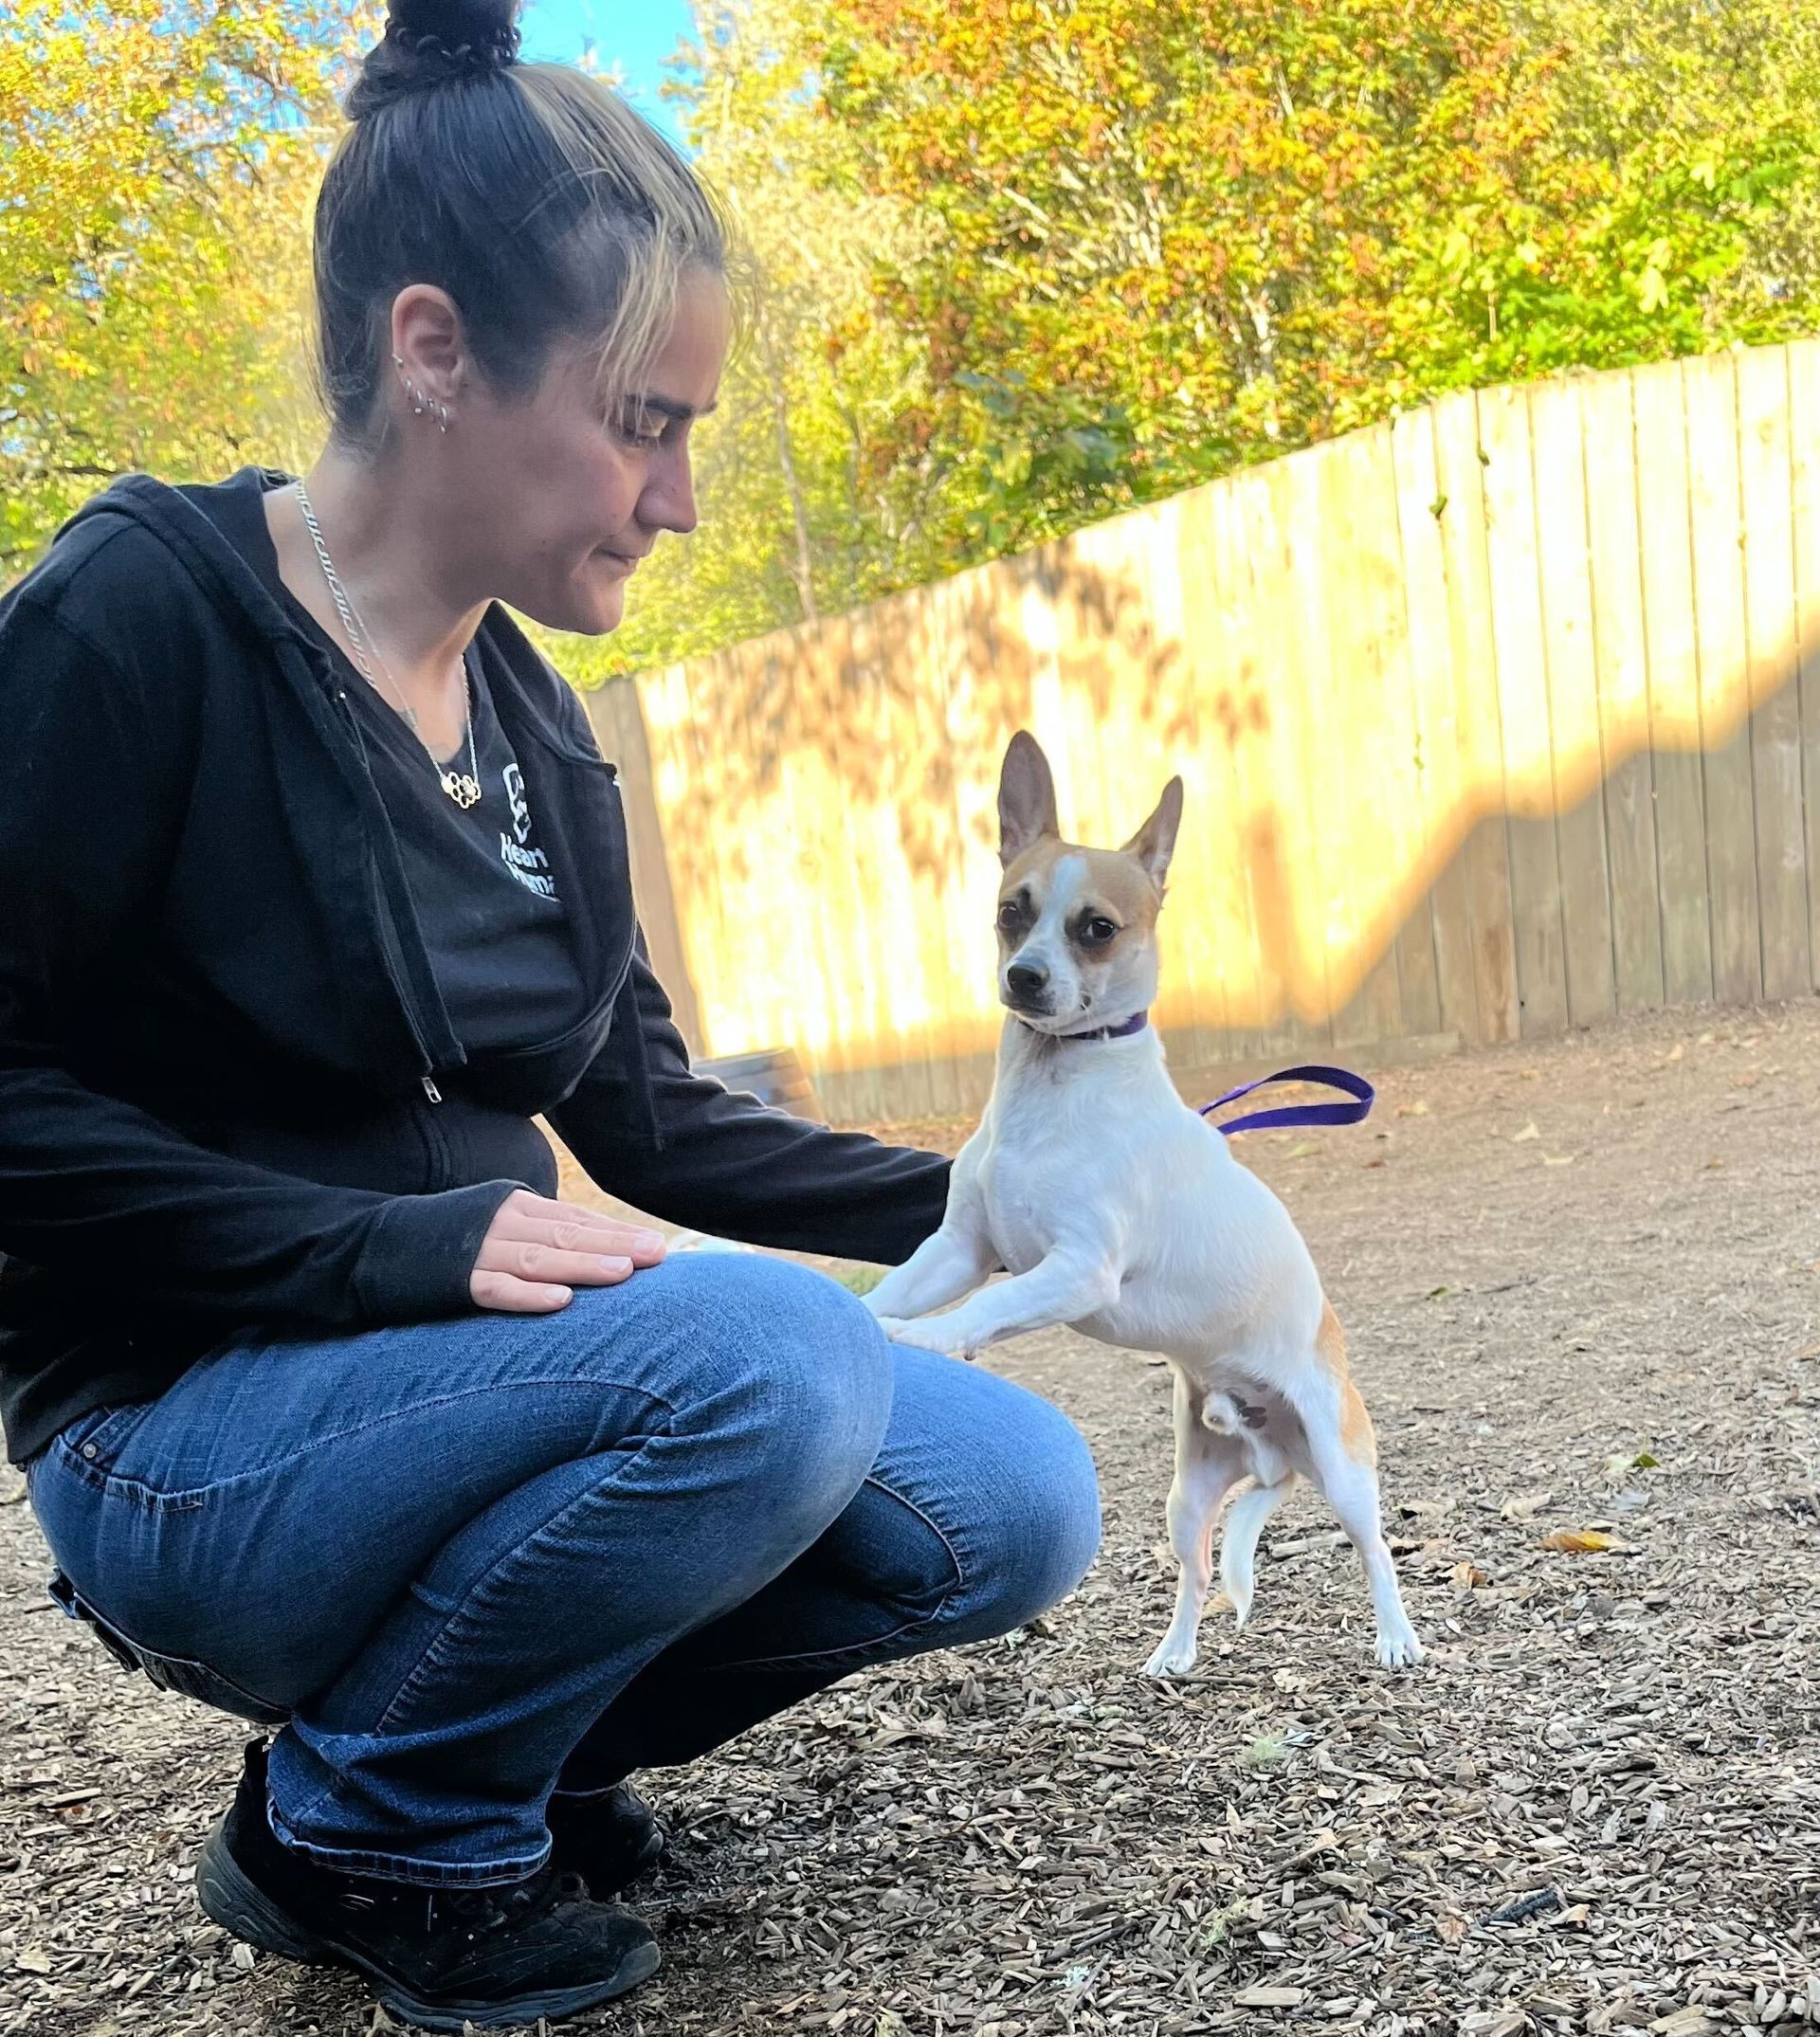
[
  {"xmin": 1429, "ymin": 390, "xmax": 1520, "ymax": 1041},
  {"xmin": 1683, "ymin": 352, "xmax": 1762, "ymax": 1006},
  {"xmin": 1159, "ymin": 485, "xmax": 1245, "ymax": 1065},
  {"xmin": 1352, "ymin": 424, "xmax": 1445, "ymax": 1040},
  {"xmin": 789, "ymin": 617, "xmax": 881, "ymax": 1122},
  {"xmin": 1254, "ymin": 454, "xmax": 1338, "ymax": 1057},
  {"xmin": 1527, "ymin": 378, "xmax": 1616, "ymax": 1028},
  {"xmin": 846, "ymin": 602, "xmax": 938, "ymax": 1123},
  {"xmin": 1577, "ymin": 372, "xmax": 1664, "ymax": 1013},
  {"xmin": 943, "ymin": 565, "xmax": 1010, "ymax": 1113},
  {"xmin": 1629, "ymin": 360, "xmax": 1715, "ymax": 1005},
  {"xmin": 1787, "ymin": 338, "xmax": 1820, "ymax": 991},
  {"xmin": 1735, "ymin": 344, "xmax": 1811, "ymax": 999},
  {"xmin": 1391, "ymin": 406, "xmax": 1482, "ymax": 1043},
  {"xmin": 1313, "ymin": 437, "xmax": 1406, "ymax": 1046},
  {"xmin": 1477, "ymin": 383, "xmax": 1569, "ymax": 1036},
  {"xmin": 580, "ymin": 676, "xmax": 704, "ymax": 1054}
]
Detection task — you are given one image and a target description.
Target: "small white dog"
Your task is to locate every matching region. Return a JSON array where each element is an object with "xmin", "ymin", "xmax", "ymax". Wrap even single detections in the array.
[{"xmin": 865, "ymin": 733, "xmax": 1424, "ymax": 1675}]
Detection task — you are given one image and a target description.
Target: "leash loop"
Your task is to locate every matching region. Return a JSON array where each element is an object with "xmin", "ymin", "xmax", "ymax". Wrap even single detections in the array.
[{"xmin": 1197, "ymin": 1064, "xmax": 1375, "ymax": 1137}]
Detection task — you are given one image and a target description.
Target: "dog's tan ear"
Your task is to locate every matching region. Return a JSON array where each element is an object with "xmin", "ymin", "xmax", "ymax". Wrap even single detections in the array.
[
  {"xmin": 998, "ymin": 731, "xmax": 1060, "ymax": 866},
  {"xmin": 1122, "ymin": 776, "xmax": 1183, "ymax": 889}
]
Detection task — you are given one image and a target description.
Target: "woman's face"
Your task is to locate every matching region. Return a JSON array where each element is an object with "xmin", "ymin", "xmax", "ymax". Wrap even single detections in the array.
[{"xmin": 442, "ymin": 265, "xmax": 730, "ymax": 637}]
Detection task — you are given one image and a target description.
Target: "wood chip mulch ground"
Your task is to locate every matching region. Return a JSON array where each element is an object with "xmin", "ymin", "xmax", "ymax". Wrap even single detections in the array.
[{"xmin": 3, "ymin": 1001, "xmax": 1817, "ymax": 2037}]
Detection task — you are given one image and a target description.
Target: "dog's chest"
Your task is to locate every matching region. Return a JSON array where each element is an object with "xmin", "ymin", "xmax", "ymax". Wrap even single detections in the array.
[{"xmin": 974, "ymin": 1143, "xmax": 1070, "ymax": 1272}]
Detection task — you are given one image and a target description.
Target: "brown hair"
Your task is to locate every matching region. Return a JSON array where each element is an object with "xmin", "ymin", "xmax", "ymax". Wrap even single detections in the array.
[{"xmin": 314, "ymin": 0, "xmax": 729, "ymax": 446}]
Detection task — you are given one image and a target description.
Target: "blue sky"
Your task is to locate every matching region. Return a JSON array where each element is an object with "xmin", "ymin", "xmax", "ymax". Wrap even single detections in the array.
[{"xmin": 518, "ymin": 1, "xmax": 697, "ymax": 147}]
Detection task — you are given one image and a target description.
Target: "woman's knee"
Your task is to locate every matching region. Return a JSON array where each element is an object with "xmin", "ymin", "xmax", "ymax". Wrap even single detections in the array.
[
  {"xmin": 600, "ymin": 1254, "xmax": 896, "ymax": 1524},
  {"xmin": 953, "ymin": 1388, "xmax": 1102, "ymax": 1637}
]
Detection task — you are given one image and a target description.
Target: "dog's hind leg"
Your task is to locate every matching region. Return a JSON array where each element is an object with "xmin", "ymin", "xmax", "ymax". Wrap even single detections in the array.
[
  {"xmin": 1291, "ymin": 1303, "xmax": 1424, "ymax": 1669},
  {"xmin": 1143, "ymin": 1372, "xmax": 1247, "ymax": 1679},
  {"xmin": 1216, "ymin": 1471, "xmax": 1296, "ymax": 1632}
]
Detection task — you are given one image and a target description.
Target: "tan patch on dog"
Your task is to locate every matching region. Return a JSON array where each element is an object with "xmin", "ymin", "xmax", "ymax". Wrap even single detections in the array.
[
  {"xmin": 1078, "ymin": 846, "xmax": 1166, "ymax": 931},
  {"xmin": 1318, "ymin": 1300, "xmax": 1378, "ymax": 1466},
  {"xmin": 998, "ymin": 840, "xmax": 1164, "ymax": 933}
]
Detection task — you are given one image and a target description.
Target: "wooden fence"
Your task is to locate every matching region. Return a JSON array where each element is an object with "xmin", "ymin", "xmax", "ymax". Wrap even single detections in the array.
[{"xmin": 584, "ymin": 342, "xmax": 1820, "ymax": 1126}]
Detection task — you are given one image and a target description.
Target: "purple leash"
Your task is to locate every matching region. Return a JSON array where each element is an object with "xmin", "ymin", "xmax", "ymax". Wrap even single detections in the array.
[{"xmin": 1198, "ymin": 1064, "xmax": 1375, "ymax": 1137}]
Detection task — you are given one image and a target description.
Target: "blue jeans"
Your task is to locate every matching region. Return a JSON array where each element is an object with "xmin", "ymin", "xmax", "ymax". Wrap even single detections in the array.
[{"xmin": 27, "ymin": 1256, "xmax": 1100, "ymax": 1886}]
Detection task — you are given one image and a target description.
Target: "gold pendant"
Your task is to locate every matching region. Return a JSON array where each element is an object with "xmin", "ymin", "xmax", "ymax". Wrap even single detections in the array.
[{"xmin": 442, "ymin": 771, "xmax": 482, "ymax": 809}]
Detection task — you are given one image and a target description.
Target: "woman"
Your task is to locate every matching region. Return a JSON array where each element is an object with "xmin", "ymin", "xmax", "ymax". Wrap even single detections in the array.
[{"xmin": 0, "ymin": 3, "xmax": 1101, "ymax": 2028}]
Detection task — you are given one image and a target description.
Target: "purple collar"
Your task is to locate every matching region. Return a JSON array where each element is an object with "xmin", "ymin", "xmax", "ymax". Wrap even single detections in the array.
[
  {"xmin": 1020, "ymin": 1009, "xmax": 1151, "ymax": 1043},
  {"xmin": 1011, "ymin": 1015, "xmax": 1376, "ymax": 1134}
]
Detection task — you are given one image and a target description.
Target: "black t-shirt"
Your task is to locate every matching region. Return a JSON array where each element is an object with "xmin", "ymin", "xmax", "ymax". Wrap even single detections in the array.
[{"xmin": 208, "ymin": 482, "xmax": 583, "ymax": 1056}]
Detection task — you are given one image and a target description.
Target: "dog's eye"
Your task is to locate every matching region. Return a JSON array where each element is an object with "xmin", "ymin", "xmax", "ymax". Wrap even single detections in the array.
[
  {"xmin": 996, "ymin": 900, "xmax": 1024, "ymax": 933},
  {"xmin": 1082, "ymin": 917, "xmax": 1119, "ymax": 945}
]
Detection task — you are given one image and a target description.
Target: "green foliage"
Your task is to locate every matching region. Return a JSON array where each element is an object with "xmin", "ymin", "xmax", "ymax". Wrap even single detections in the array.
[
  {"xmin": 13, "ymin": 0, "xmax": 1820, "ymax": 663},
  {"xmin": 550, "ymin": 0, "xmax": 947, "ymax": 684},
  {"xmin": 0, "ymin": 1, "xmax": 363, "ymax": 574}
]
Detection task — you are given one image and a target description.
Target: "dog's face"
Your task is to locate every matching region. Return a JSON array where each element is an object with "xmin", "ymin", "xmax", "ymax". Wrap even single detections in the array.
[{"xmin": 993, "ymin": 731, "xmax": 1183, "ymax": 1032}]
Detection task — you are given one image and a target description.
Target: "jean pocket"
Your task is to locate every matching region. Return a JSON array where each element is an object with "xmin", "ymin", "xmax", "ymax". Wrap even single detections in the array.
[
  {"xmin": 56, "ymin": 1404, "xmax": 152, "ymax": 1473},
  {"xmin": 46, "ymin": 1573, "xmax": 291, "ymax": 1727}
]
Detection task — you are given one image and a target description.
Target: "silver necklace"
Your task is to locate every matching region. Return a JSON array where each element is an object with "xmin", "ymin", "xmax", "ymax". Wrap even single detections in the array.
[{"xmin": 292, "ymin": 481, "xmax": 482, "ymax": 810}]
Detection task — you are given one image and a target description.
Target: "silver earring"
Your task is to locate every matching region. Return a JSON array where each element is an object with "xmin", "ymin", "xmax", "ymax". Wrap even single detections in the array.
[{"xmin": 393, "ymin": 355, "xmax": 450, "ymax": 433}]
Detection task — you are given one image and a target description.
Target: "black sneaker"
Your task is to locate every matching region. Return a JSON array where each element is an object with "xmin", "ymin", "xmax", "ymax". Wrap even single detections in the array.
[
  {"xmin": 195, "ymin": 1741, "xmax": 659, "ymax": 2032},
  {"xmin": 545, "ymin": 1783, "xmax": 666, "ymax": 1898}
]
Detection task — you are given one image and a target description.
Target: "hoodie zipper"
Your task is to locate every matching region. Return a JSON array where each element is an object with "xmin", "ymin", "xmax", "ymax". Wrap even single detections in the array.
[{"xmin": 331, "ymin": 686, "xmax": 446, "ymax": 1105}]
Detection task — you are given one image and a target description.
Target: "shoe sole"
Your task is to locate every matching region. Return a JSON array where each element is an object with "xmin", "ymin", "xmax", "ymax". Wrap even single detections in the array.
[{"xmin": 196, "ymin": 1815, "xmax": 662, "ymax": 2031}]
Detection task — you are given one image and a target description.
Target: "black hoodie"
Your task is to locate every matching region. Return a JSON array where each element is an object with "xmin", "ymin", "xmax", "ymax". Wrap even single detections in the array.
[{"xmin": 0, "ymin": 469, "xmax": 948, "ymax": 1465}]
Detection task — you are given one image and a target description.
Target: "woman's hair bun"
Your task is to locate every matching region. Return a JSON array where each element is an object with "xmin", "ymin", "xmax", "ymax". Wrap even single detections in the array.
[{"xmin": 348, "ymin": 0, "xmax": 522, "ymax": 118}]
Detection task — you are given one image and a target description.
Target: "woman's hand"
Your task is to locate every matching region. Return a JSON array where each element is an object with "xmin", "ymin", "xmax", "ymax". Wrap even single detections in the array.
[{"xmin": 469, "ymin": 1189, "xmax": 667, "ymax": 1313}]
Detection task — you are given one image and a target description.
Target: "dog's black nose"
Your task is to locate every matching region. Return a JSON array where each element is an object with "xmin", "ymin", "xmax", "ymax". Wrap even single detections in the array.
[{"xmin": 1006, "ymin": 961, "xmax": 1049, "ymax": 998}]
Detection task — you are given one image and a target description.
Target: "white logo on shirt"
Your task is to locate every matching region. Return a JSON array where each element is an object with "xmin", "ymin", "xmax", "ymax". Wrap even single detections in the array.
[
  {"xmin": 498, "ymin": 764, "xmax": 556, "ymax": 898},
  {"xmin": 502, "ymin": 763, "xmax": 533, "ymax": 845}
]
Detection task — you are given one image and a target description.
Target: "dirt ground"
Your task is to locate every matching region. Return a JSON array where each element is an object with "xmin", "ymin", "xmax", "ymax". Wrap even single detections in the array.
[{"xmin": 3, "ymin": 1000, "xmax": 1817, "ymax": 2037}]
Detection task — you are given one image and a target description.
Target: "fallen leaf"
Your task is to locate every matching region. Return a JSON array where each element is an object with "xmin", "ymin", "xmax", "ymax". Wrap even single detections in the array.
[
  {"xmin": 1702, "ymin": 1157, "xmax": 1724, "ymax": 1171},
  {"xmin": 1542, "ymin": 1529, "xmax": 1618, "ymax": 1554},
  {"xmin": 15, "ymin": 1949, "xmax": 52, "ymax": 1974},
  {"xmin": 1435, "ymin": 1913, "xmax": 1469, "ymax": 1945},
  {"xmin": 1285, "ymin": 1140, "xmax": 1320, "ymax": 1159},
  {"xmin": 1395, "ymin": 1100, "xmax": 1430, "ymax": 1117},
  {"xmin": 1426, "ymin": 1285, "xmax": 1450, "ymax": 1299},
  {"xmin": 1665, "ymin": 1044, "xmax": 1684, "ymax": 1063},
  {"xmin": 1512, "ymin": 1121, "xmax": 1540, "ymax": 1142},
  {"xmin": 1502, "ymin": 1490, "xmax": 1553, "ymax": 1520},
  {"xmin": 1359, "ymin": 1782, "xmax": 1406, "ymax": 1807},
  {"xmin": 1605, "ymin": 1448, "xmax": 1661, "ymax": 1480},
  {"xmin": 1451, "ymin": 1561, "xmax": 1492, "ymax": 1592}
]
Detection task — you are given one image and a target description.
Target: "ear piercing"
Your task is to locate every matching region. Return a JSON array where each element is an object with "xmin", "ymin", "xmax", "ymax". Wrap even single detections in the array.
[{"xmin": 392, "ymin": 352, "xmax": 451, "ymax": 432}]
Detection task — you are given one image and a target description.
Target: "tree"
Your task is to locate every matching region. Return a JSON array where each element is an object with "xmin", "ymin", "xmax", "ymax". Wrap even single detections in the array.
[
  {"xmin": 0, "ymin": 1, "xmax": 360, "ymax": 576},
  {"xmin": 804, "ymin": 0, "xmax": 1820, "ymax": 558},
  {"xmin": 559, "ymin": 0, "xmax": 946, "ymax": 684}
]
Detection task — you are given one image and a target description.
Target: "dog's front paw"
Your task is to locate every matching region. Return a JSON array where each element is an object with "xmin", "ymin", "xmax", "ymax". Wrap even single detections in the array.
[
  {"xmin": 1142, "ymin": 1632, "xmax": 1199, "ymax": 1680},
  {"xmin": 1374, "ymin": 1623, "xmax": 1426, "ymax": 1670},
  {"xmin": 874, "ymin": 1315, "xmax": 974, "ymax": 1360}
]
